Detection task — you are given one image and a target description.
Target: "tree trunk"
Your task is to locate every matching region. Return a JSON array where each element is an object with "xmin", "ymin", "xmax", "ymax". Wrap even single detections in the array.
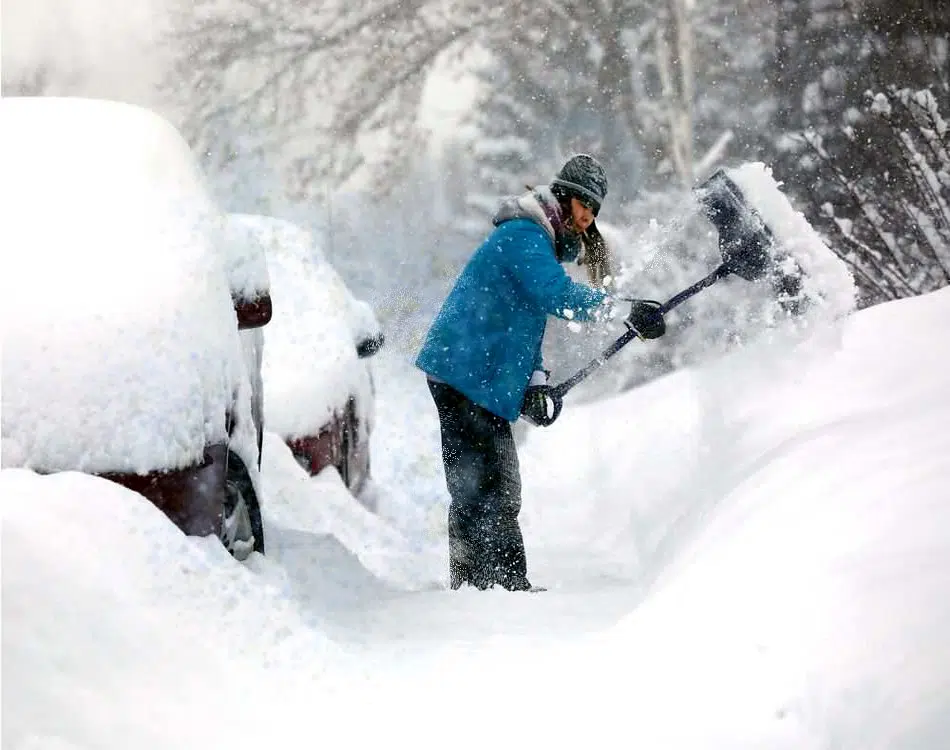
[{"xmin": 655, "ymin": 0, "xmax": 695, "ymax": 186}]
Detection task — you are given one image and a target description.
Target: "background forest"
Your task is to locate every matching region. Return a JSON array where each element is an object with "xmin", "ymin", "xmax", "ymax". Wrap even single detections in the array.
[{"xmin": 5, "ymin": 0, "xmax": 948, "ymax": 394}]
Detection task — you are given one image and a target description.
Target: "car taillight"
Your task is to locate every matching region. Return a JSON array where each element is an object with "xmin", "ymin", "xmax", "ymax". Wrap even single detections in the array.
[{"xmin": 233, "ymin": 293, "xmax": 273, "ymax": 330}]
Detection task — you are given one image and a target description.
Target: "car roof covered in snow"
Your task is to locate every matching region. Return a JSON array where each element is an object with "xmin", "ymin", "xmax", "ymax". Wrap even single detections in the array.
[
  {"xmin": 227, "ymin": 213, "xmax": 381, "ymax": 344},
  {"xmin": 1, "ymin": 97, "xmax": 249, "ymax": 475},
  {"xmin": 226, "ymin": 213, "xmax": 377, "ymax": 439}
]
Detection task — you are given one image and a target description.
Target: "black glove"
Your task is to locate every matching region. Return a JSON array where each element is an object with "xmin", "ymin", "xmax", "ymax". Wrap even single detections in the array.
[
  {"xmin": 625, "ymin": 299, "xmax": 666, "ymax": 339},
  {"xmin": 520, "ymin": 385, "xmax": 563, "ymax": 427}
]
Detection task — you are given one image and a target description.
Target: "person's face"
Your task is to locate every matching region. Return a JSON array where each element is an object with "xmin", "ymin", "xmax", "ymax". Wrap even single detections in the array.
[{"xmin": 569, "ymin": 197, "xmax": 596, "ymax": 232}]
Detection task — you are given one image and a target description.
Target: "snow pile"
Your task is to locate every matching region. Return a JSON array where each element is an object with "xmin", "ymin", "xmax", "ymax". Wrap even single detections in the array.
[
  {"xmin": 6, "ymin": 246, "xmax": 950, "ymax": 748},
  {"xmin": 0, "ymin": 97, "xmax": 251, "ymax": 474},
  {"xmin": 586, "ymin": 299, "xmax": 950, "ymax": 746},
  {"xmin": 727, "ymin": 161, "xmax": 858, "ymax": 321},
  {"xmin": 516, "ymin": 286, "xmax": 950, "ymax": 745},
  {"xmin": 259, "ymin": 431, "xmax": 440, "ymax": 592},
  {"xmin": 518, "ymin": 364, "xmax": 704, "ymax": 583},
  {"xmin": 0, "ymin": 469, "xmax": 339, "ymax": 750},
  {"xmin": 229, "ymin": 214, "xmax": 377, "ymax": 439}
]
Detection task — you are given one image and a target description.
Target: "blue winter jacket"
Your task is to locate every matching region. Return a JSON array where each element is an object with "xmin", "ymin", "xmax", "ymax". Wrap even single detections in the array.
[{"xmin": 415, "ymin": 216, "xmax": 607, "ymax": 421}]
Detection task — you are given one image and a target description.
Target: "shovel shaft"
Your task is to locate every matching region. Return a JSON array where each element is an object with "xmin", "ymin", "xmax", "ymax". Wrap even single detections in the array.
[
  {"xmin": 550, "ymin": 166, "xmax": 779, "ymax": 401},
  {"xmin": 552, "ymin": 264, "xmax": 730, "ymax": 399},
  {"xmin": 659, "ymin": 264, "xmax": 730, "ymax": 314},
  {"xmin": 551, "ymin": 327, "xmax": 640, "ymax": 398}
]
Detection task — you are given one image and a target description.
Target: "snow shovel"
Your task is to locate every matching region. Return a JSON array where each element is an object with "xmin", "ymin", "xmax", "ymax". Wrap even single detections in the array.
[{"xmin": 552, "ymin": 168, "xmax": 778, "ymax": 399}]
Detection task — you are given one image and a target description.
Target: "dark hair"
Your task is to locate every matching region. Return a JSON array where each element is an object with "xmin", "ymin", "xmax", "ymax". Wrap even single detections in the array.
[
  {"xmin": 582, "ymin": 222, "xmax": 613, "ymax": 287},
  {"xmin": 549, "ymin": 183, "xmax": 576, "ymax": 220},
  {"xmin": 548, "ymin": 184, "xmax": 613, "ymax": 286}
]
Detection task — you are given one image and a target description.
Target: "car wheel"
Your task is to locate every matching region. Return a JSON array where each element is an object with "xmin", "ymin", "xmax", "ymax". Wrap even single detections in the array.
[{"xmin": 222, "ymin": 449, "xmax": 265, "ymax": 559}]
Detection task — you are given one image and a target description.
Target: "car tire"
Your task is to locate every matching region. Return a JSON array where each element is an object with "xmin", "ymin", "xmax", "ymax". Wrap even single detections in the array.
[{"xmin": 222, "ymin": 449, "xmax": 265, "ymax": 559}]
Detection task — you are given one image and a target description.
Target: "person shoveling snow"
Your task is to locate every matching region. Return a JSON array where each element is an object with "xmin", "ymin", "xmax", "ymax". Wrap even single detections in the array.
[
  {"xmin": 415, "ymin": 154, "xmax": 666, "ymax": 592},
  {"xmin": 415, "ymin": 156, "xmax": 854, "ymax": 592}
]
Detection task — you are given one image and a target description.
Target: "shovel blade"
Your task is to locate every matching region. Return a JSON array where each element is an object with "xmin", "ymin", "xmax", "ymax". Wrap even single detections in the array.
[{"xmin": 695, "ymin": 169, "xmax": 774, "ymax": 282}]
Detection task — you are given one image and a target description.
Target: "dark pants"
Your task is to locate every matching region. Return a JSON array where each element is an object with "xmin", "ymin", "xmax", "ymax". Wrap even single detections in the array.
[{"xmin": 427, "ymin": 379, "xmax": 530, "ymax": 591}]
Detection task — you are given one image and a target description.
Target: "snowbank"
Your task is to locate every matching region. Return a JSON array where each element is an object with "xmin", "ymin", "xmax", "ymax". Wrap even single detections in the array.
[
  {"xmin": 1, "ymin": 97, "xmax": 250, "ymax": 474},
  {"xmin": 0, "ymin": 469, "xmax": 338, "ymax": 750},
  {"xmin": 259, "ymin": 431, "xmax": 437, "ymax": 590},
  {"xmin": 6, "ymin": 203, "xmax": 950, "ymax": 749},
  {"xmin": 518, "ymin": 286, "xmax": 950, "ymax": 746}
]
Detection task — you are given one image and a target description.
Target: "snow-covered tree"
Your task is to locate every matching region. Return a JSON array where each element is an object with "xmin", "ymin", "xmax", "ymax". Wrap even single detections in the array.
[
  {"xmin": 802, "ymin": 87, "xmax": 950, "ymax": 304},
  {"xmin": 768, "ymin": 0, "xmax": 947, "ymax": 147},
  {"xmin": 169, "ymin": 0, "xmax": 775, "ymax": 202},
  {"xmin": 451, "ymin": 0, "xmax": 776, "ymax": 240},
  {"xmin": 763, "ymin": 0, "xmax": 949, "ymax": 306}
]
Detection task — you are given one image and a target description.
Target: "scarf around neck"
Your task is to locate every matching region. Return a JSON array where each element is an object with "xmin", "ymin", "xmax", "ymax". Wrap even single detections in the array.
[{"xmin": 491, "ymin": 186, "xmax": 583, "ymax": 262}]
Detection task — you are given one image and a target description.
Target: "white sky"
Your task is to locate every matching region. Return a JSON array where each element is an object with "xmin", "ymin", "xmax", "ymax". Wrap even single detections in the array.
[
  {"xmin": 1, "ymin": 0, "xmax": 474, "ymax": 136},
  {"xmin": 2, "ymin": 0, "xmax": 169, "ymax": 107}
]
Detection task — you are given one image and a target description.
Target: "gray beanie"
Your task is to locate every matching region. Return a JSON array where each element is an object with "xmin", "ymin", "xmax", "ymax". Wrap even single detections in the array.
[{"xmin": 551, "ymin": 154, "xmax": 608, "ymax": 214}]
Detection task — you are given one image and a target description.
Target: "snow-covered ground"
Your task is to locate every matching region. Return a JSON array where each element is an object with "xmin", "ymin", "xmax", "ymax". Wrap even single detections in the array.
[{"xmin": 5, "ymin": 285, "xmax": 950, "ymax": 749}]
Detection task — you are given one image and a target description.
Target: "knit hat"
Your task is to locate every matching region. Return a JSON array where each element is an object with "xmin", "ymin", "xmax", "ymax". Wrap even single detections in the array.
[{"xmin": 551, "ymin": 154, "xmax": 608, "ymax": 215}]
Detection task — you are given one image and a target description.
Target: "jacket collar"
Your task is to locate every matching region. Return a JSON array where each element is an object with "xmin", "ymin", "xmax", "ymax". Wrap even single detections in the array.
[{"xmin": 492, "ymin": 186, "xmax": 564, "ymax": 243}]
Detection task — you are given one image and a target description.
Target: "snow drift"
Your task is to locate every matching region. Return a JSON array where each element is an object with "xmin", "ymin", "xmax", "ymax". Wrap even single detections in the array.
[{"xmin": 4, "ymin": 278, "xmax": 950, "ymax": 749}]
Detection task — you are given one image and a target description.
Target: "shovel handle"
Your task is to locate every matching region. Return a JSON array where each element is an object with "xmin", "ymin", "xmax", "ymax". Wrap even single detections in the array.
[
  {"xmin": 659, "ymin": 263, "xmax": 731, "ymax": 314},
  {"xmin": 551, "ymin": 327, "xmax": 640, "ymax": 398},
  {"xmin": 551, "ymin": 264, "xmax": 731, "ymax": 399}
]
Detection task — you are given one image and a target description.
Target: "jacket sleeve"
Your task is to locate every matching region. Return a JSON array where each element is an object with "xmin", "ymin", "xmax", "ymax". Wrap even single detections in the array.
[{"xmin": 501, "ymin": 224, "xmax": 607, "ymax": 322}]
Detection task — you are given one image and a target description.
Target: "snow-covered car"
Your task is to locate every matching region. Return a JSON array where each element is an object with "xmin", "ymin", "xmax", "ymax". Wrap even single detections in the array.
[
  {"xmin": 226, "ymin": 214, "xmax": 384, "ymax": 500},
  {"xmin": 221, "ymin": 216, "xmax": 273, "ymax": 465},
  {"xmin": 1, "ymin": 96, "xmax": 267, "ymax": 559}
]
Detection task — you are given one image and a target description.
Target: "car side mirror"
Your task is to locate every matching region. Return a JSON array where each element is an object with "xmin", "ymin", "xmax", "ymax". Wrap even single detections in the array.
[
  {"xmin": 234, "ymin": 293, "xmax": 273, "ymax": 330},
  {"xmin": 356, "ymin": 333, "xmax": 385, "ymax": 359}
]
